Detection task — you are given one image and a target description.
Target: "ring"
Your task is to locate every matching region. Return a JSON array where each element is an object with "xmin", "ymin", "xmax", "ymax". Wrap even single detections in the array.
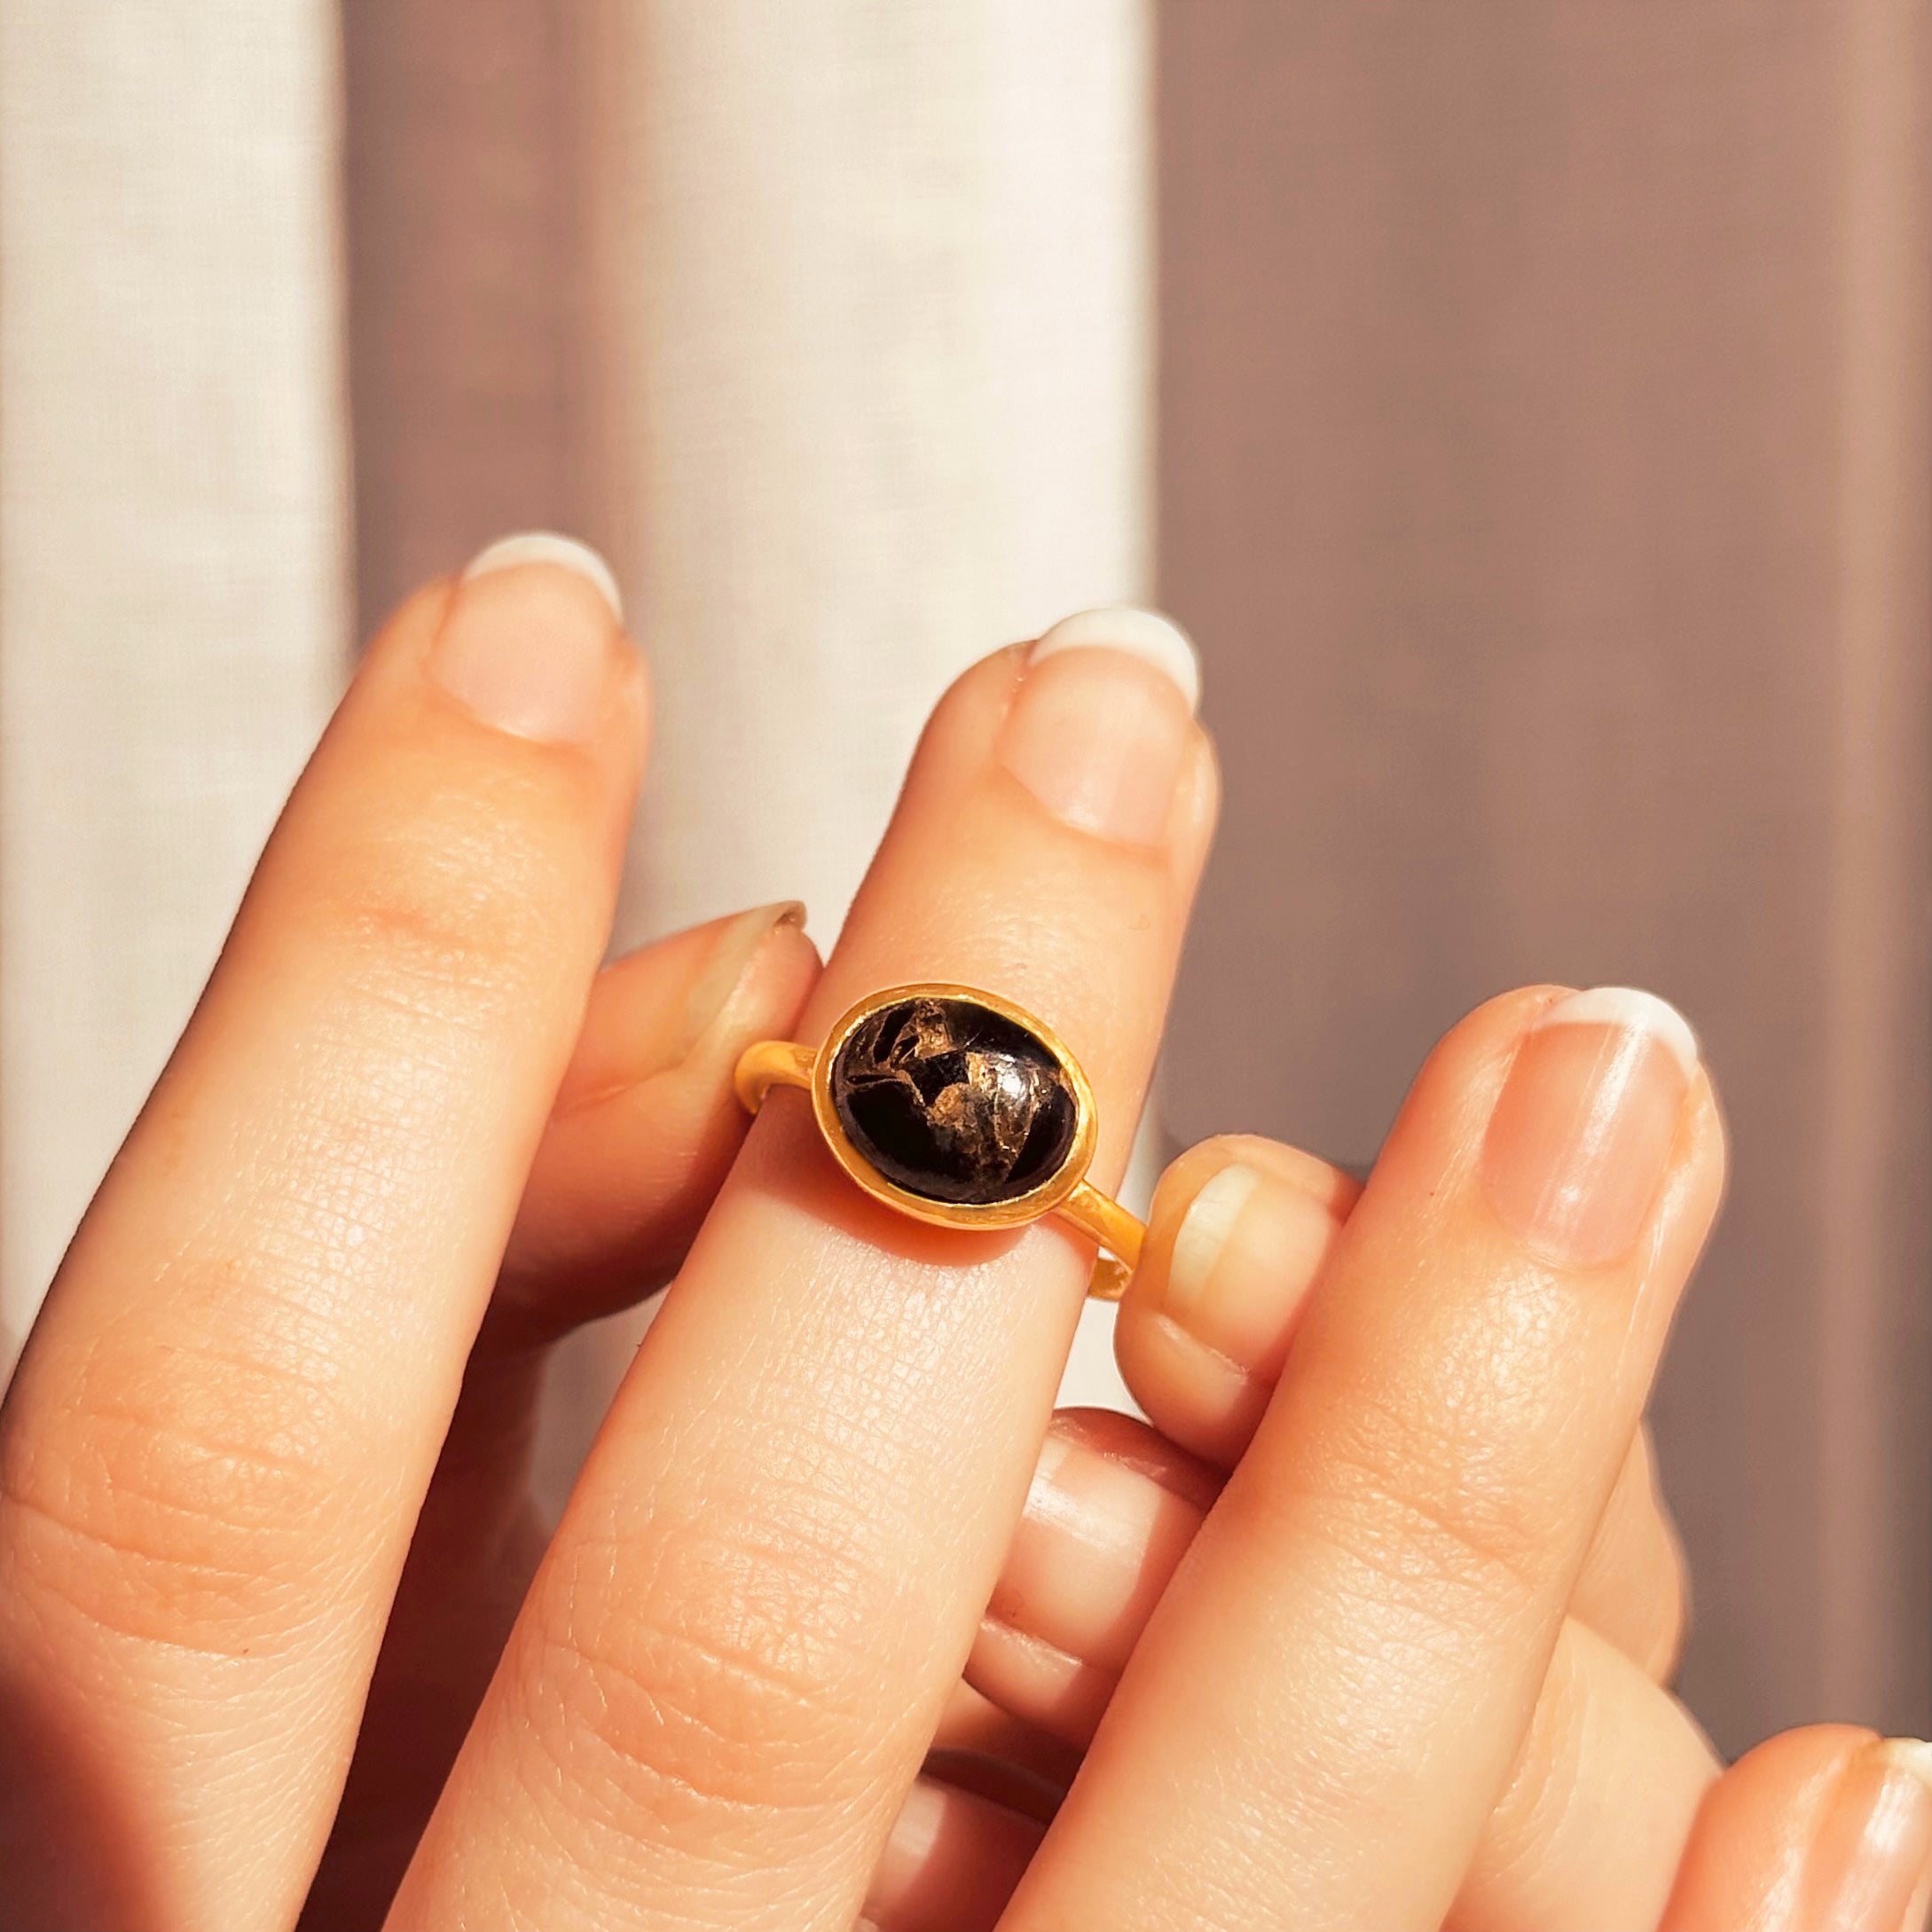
[{"xmin": 733, "ymin": 983, "xmax": 1144, "ymax": 1300}]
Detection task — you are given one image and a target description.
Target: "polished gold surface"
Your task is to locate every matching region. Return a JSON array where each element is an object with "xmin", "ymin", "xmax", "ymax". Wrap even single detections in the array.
[
  {"xmin": 733, "ymin": 1038, "xmax": 813, "ymax": 1112},
  {"xmin": 734, "ymin": 981, "xmax": 1145, "ymax": 1300}
]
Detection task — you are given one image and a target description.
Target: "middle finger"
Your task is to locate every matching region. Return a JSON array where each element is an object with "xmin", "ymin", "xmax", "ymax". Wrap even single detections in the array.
[{"xmin": 394, "ymin": 609, "xmax": 1216, "ymax": 1931}]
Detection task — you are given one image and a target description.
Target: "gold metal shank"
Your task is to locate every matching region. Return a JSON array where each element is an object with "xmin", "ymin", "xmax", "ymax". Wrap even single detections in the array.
[{"xmin": 732, "ymin": 982, "xmax": 1145, "ymax": 1301}]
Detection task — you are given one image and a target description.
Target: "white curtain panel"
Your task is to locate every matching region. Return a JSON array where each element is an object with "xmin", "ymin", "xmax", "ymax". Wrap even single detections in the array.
[{"xmin": 0, "ymin": 4, "xmax": 347, "ymax": 1371}]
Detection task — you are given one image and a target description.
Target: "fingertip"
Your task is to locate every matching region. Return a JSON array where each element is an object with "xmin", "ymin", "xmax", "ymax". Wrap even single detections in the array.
[
  {"xmin": 428, "ymin": 536, "xmax": 638, "ymax": 747},
  {"xmin": 1116, "ymin": 1135, "xmax": 1353, "ymax": 1464},
  {"xmin": 1028, "ymin": 607, "xmax": 1201, "ymax": 714},
  {"xmin": 499, "ymin": 905, "xmax": 821, "ymax": 1323}
]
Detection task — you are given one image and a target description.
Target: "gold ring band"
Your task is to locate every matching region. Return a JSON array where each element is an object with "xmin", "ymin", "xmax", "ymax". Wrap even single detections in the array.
[{"xmin": 733, "ymin": 984, "xmax": 1144, "ymax": 1301}]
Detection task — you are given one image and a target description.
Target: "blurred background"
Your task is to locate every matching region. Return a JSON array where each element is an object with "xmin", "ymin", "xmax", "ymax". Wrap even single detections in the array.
[{"xmin": 0, "ymin": 3, "xmax": 1925, "ymax": 1760}]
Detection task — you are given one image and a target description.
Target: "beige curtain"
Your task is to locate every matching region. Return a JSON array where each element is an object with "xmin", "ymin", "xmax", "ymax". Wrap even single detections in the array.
[{"xmin": 1, "ymin": 0, "xmax": 1926, "ymax": 1759}]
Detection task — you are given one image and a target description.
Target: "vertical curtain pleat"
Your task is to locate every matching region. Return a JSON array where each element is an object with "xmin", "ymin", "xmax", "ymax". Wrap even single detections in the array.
[
  {"xmin": 0, "ymin": 4, "xmax": 347, "ymax": 1368},
  {"xmin": 1814, "ymin": 0, "xmax": 1931, "ymax": 1730},
  {"xmin": 341, "ymin": 1, "xmax": 584, "ymax": 632},
  {"xmin": 577, "ymin": 2, "xmax": 1153, "ymax": 949}
]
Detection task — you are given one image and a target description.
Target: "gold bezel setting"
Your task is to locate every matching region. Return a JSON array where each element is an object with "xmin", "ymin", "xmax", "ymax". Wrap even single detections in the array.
[
  {"xmin": 807, "ymin": 981, "xmax": 1099, "ymax": 1232},
  {"xmin": 732, "ymin": 981, "xmax": 1143, "ymax": 1300}
]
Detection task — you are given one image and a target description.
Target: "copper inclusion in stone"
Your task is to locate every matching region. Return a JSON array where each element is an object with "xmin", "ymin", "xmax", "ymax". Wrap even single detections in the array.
[{"xmin": 829, "ymin": 995, "xmax": 1079, "ymax": 1206}]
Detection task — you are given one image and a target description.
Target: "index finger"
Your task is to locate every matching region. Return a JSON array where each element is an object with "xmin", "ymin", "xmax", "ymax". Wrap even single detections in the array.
[
  {"xmin": 393, "ymin": 609, "xmax": 1214, "ymax": 1931},
  {"xmin": 0, "ymin": 539, "xmax": 648, "ymax": 1931}
]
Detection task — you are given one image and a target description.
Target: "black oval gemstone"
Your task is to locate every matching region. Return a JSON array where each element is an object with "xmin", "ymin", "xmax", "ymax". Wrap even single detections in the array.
[{"xmin": 829, "ymin": 995, "xmax": 1079, "ymax": 1206}]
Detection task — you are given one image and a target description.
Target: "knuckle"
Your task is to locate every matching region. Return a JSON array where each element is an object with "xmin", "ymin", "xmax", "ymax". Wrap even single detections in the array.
[
  {"xmin": 2, "ymin": 1323, "xmax": 355, "ymax": 1657},
  {"xmin": 520, "ymin": 1505, "xmax": 895, "ymax": 1836},
  {"xmin": 305, "ymin": 799, "xmax": 576, "ymax": 1021},
  {"xmin": 1283, "ymin": 1386, "xmax": 1564, "ymax": 1621}
]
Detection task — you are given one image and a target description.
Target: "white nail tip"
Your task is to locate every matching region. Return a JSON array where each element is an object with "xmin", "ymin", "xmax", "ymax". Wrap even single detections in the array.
[
  {"xmin": 1534, "ymin": 986, "xmax": 1700, "ymax": 1082},
  {"xmin": 1877, "ymin": 1738, "xmax": 1932, "ymax": 1790},
  {"xmin": 462, "ymin": 532, "xmax": 624, "ymax": 624},
  {"xmin": 1028, "ymin": 606, "xmax": 1202, "ymax": 712}
]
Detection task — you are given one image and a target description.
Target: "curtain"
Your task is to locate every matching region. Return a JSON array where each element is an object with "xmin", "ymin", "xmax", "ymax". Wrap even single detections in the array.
[
  {"xmin": 1156, "ymin": 0, "xmax": 1932, "ymax": 1753},
  {"xmin": 0, "ymin": 4, "xmax": 346, "ymax": 1356},
  {"xmin": 1, "ymin": 0, "xmax": 1925, "ymax": 1759}
]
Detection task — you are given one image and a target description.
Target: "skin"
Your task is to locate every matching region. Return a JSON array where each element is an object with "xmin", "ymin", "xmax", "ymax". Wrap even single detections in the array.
[{"xmin": 0, "ymin": 557, "xmax": 1911, "ymax": 1931}]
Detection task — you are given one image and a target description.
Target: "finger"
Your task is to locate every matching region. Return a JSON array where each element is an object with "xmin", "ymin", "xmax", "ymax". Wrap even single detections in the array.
[
  {"xmin": 0, "ymin": 537, "xmax": 646, "ymax": 1932},
  {"xmin": 304, "ymin": 904, "xmax": 819, "ymax": 1928},
  {"xmin": 396, "ymin": 609, "xmax": 1216, "ymax": 1930},
  {"xmin": 1449, "ymin": 1618, "xmax": 1714, "ymax": 1932},
  {"xmin": 966, "ymin": 1408, "xmax": 1218, "ymax": 1748},
  {"xmin": 860, "ymin": 1776, "xmax": 1042, "ymax": 1932},
  {"xmin": 1113, "ymin": 1133, "xmax": 1358, "ymax": 1463},
  {"xmin": 499, "ymin": 899, "xmax": 821, "ymax": 1328},
  {"xmin": 1660, "ymin": 1728, "xmax": 1932, "ymax": 1932},
  {"xmin": 1117, "ymin": 1134, "xmax": 1690, "ymax": 1677},
  {"xmin": 1004, "ymin": 984, "xmax": 1724, "ymax": 1930},
  {"xmin": 970, "ymin": 1410, "xmax": 1717, "ymax": 1932},
  {"xmin": 1587, "ymin": 1423, "xmax": 1689, "ymax": 1682},
  {"xmin": 929, "ymin": 1682, "xmax": 1081, "ymax": 1802}
]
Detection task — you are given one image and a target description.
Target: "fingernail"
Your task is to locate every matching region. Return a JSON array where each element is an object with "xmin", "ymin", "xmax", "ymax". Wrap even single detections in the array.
[
  {"xmin": 673, "ymin": 900, "xmax": 806, "ymax": 1061},
  {"xmin": 430, "ymin": 531, "xmax": 626, "ymax": 742},
  {"xmin": 987, "ymin": 1418, "xmax": 1210, "ymax": 1670},
  {"xmin": 1800, "ymin": 1740, "xmax": 1932, "ymax": 1932},
  {"xmin": 1028, "ymin": 605, "xmax": 1202, "ymax": 709},
  {"xmin": 1160, "ymin": 1161, "xmax": 1341, "ymax": 1372},
  {"xmin": 463, "ymin": 531, "xmax": 624, "ymax": 620},
  {"xmin": 998, "ymin": 607, "xmax": 1200, "ymax": 845},
  {"xmin": 1480, "ymin": 987, "xmax": 1698, "ymax": 1268},
  {"xmin": 865, "ymin": 1778, "xmax": 948, "ymax": 1918}
]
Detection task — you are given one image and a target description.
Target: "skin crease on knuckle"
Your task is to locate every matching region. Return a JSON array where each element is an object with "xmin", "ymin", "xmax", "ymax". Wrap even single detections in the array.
[
  {"xmin": 508, "ymin": 1441, "xmax": 920, "ymax": 1843},
  {"xmin": 0, "ymin": 1297, "xmax": 376, "ymax": 1662},
  {"xmin": 1253, "ymin": 1319, "xmax": 1593, "ymax": 1633},
  {"xmin": 293, "ymin": 795, "xmax": 597, "ymax": 1033}
]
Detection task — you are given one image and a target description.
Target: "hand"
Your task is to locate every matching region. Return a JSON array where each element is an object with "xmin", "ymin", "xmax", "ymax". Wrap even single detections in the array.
[
  {"xmin": 0, "ymin": 543, "xmax": 1215, "ymax": 1928},
  {"xmin": 0, "ymin": 539, "xmax": 1918, "ymax": 1931},
  {"xmin": 895, "ymin": 1049, "xmax": 1932, "ymax": 1931}
]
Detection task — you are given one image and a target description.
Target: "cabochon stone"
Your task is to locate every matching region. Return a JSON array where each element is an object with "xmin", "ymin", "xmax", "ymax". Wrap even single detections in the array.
[{"xmin": 829, "ymin": 995, "xmax": 1078, "ymax": 1206}]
